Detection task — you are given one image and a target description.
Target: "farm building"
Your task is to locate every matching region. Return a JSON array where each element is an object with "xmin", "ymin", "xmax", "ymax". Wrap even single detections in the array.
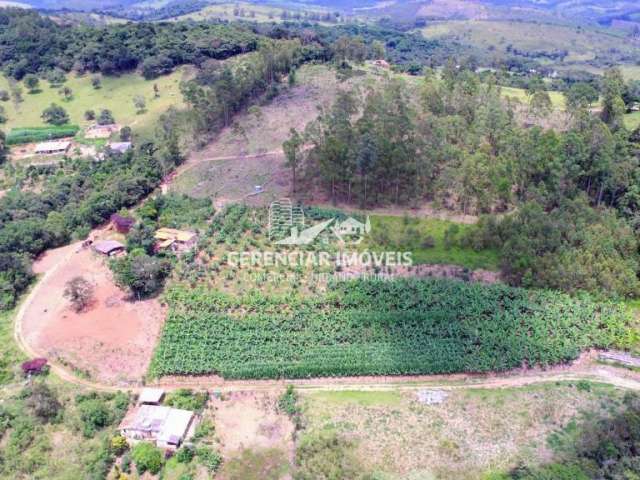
[
  {"xmin": 119, "ymin": 405, "xmax": 196, "ymax": 449},
  {"xmin": 154, "ymin": 228, "xmax": 198, "ymax": 253},
  {"xmin": 34, "ymin": 140, "xmax": 71, "ymax": 155},
  {"xmin": 110, "ymin": 213, "xmax": 135, "ymax": 234},
  {"xmin": 93, "ymin": 240, "xmax": 125, "ymax": 257},
  {"xmin": 107, "ymin": 142, "xmax": 132, "ymax": 154}
]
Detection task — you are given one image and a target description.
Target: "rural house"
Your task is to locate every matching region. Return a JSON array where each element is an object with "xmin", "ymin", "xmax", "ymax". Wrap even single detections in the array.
[
  {"xmin": 119, "ymin": 404, "xmax": 196, "ymax": 449},
  {"xmin": 93, "ymin": 240, "xmax": 125, "ymax": 257},
  {"xmin": 154, "ymin": 228, "xmax": 198, "ymax": 253},
  {"xmin": 34, "ymin": 140, "xmax": 71, "ymax": 155}
]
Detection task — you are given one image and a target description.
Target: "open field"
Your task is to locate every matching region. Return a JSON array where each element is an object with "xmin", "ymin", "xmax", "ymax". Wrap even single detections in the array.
[
  {"xmin": 364, "ymin": 215, "xmax": 500, "ymax": 270},
  {"xmin": 501, "ymin": 86, "xmax": 566, "ymax": 109},
  {"xmin": 421, "ymin": 20, "xmax": 637, "ymax": 66},
  {"xmin": 300, "ymin": 382, "xmax": 628, "ymax": 479},
  {"xmin": 0, "ymin": 68, "xmax": 187, "ymax": 136},
  {"xmin": 174, "ymin": 1, "xmax": 331, "ymax": 23}
]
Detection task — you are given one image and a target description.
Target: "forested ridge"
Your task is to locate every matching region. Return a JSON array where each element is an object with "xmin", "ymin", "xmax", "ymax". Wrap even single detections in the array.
[{"xmin": 0, "ymin": 8, "xmax": 259, "ymax": 79}]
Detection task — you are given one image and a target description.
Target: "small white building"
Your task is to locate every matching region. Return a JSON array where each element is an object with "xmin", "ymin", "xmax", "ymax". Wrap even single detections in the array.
[
  {"xmin": 34, "ymin": 140, "xmax": 71, "ymax": 155},
  {"xmin": 119, "ymin": 404, "xmax": 196, "ymax": 449},
  {"xmin": 138, "ymin": 388, "xmax": 165, "ymax": 405}
]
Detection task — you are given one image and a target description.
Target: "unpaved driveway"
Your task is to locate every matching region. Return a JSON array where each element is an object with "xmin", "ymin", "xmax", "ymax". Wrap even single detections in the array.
[{"xmin": 18, "ymin": 244, "xmax": 165, "ymax": 387}]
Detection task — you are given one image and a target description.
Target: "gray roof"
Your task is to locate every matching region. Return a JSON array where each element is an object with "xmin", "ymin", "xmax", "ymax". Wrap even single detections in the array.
[
  {"xmin": 108, "ymin": 142, "xmax": 132, "ymax": 154},
  {"xmin": 93, "ymin": 240, "xmax": 125, "ymax": 255}
]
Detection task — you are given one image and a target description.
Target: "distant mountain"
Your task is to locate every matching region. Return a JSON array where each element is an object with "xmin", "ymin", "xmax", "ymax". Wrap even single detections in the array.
[{"xmin": 7, "ymin": 0, "xmax": 640, "ymax": 29}]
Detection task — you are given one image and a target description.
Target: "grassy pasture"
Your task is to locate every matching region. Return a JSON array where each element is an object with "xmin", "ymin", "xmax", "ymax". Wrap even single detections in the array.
[
  {"xmin": 174, "ymin": 1, "xmax": 330, "ymax": 23},
  {"xmin": 501, "ymin": 86, "xmax": 566, "ymax": 109},
  {"xmin": 301, "ymin": 383, "xmax": 626, "ymax": 479},
  {"xmin": 0, "ymin": 68, "xmax": 186, "ymax": 136},
  {"xmin": 363, "ymin": 215, "xmax": 500, "ymax": 270}
]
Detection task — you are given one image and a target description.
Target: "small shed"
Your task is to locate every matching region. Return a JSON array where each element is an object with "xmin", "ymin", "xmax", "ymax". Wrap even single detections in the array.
[
  {"xmin": 21, "ymin": 358, "xmax": 48, "ymax": 375},
  {"xmin": 372, "ymin": 59, "xmax": 391, "ymax": 69},
  {"xmin": 35, "ymin": 140, "xmax": 71, "ymax": 155},
  {"xmin": 110, "ymin": 213, "xmax": 135, "ymax": 234},
  {"xmin": 93, "ymin": 240, "xmax": 125, "ymax": 256},
  {"xmin": 139, "ymin": 388, "xmax": 165, "ymax": 406},
  {"xmin": 107, "ymin": 142, "xmax": 132, "ymax": 154}
]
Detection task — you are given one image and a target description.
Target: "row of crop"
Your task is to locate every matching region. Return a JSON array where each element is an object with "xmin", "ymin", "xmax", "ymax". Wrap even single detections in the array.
[
  {"xmin": 7, "ymin": 125, "xmax": 80, "ymax": 145},
  {"xmin": 149, "ymin": 278, "xmax": 633, "ymax": 379}
]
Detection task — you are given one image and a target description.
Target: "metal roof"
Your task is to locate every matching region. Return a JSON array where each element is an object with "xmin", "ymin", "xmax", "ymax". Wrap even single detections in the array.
[{"xmin": 93, "ymin": 240, "xmax": 125, "ymax": 255}]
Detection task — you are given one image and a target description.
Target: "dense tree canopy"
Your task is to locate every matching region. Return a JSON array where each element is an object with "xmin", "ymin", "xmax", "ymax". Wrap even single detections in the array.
[{"xmin": 0, "ymin": 8, "xmax": 259, "ymax": 79}]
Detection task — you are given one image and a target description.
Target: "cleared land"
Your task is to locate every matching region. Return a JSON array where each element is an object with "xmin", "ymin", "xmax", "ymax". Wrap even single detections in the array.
[
  {"xmin": 19, "ymin": 242, "xmax": 165, "ymax": 386},
  {"xmin": 300, "ymin": 382, "xmax": 629, "ymax": 479},
  {"xmin": 0, "ymin": 68, "xmax": 187, "ymax": 136},
  {"xmin": 172, "ymin": 64, "xmax": 362, "ymax": 206}
]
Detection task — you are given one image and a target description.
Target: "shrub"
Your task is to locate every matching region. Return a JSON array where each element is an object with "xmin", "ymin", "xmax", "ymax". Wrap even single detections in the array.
[
  {"xmin": 295, "ymin": 431, "xmax": 365, "ymax": 480},
  {"xmin": 164, "ymin": 389, "xmax": 208, "ymax": 412},
  {"xmin": 77, "ymin": 397, "xmax": 111, "ymax": 437},
  {"xmin": 175, "ymin": 445, "xmax": 195, "ymax": 463},
  {"xmin": 132, "ymin": 442, "xmax": 163, "ymax": 475},
  {"xmin": 111, "ymin": 435, "xmax": 128, "ymax": 455},
  {"xmin": 197, "ymin": 447, "xmax": 222, "ymax": 473},
  {"xmin": 63, "ymin": 276, "xmax": 94, "ymax": 312},
  {"xmin": 24, "ymin": 382, "xmax": 61, "ymax": 423}
]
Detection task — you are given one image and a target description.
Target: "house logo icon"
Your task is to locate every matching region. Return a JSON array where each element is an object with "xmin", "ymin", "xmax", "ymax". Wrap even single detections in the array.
[{"xmin": 268, "ymin": 199, "xmax": 371, "ymax": 246}]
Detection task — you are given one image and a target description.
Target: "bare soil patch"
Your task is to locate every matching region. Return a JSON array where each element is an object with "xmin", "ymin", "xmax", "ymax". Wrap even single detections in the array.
[
  {"xmin": 212, "ymin": 390, "xmax": 294, "ymax": 456},
  {"xmin": 21, "ymin": 246, "xmax": 165, "ymax": 386},
  {"xmin": 211, "ymin": 390, "xmax": 294, "ymax": 479}
]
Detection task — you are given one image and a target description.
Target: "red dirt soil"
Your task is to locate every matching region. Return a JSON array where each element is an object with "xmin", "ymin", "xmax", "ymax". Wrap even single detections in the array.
[{"xmin": 22, "ymin": 244, "xmax": 165, "ymax": 387}]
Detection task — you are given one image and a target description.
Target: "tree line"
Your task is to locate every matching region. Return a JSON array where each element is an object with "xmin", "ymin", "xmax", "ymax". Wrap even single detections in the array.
[{"xmin": 283, "ymin": 65, "xmax": 640, "ymax": 299}]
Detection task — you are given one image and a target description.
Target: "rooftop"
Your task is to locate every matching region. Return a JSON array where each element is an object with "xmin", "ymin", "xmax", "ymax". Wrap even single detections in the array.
[
  {"xmin": 93, "ymin": 239, "xmax": 125, "ymax": 255},
  {"xmin": 120, "ymin": 405, "xmax": 194, "ymax": 445},
  {"xmin": 139, "ymin": 388, "xmax": 165, "ymax": 405},
  {"xmin": 35, "ymin": 140, "xmax": 71, "ymax": 152},
  {"xmin": 155, "ymin": 228, "xmax": 197, "ymax": 243}
]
